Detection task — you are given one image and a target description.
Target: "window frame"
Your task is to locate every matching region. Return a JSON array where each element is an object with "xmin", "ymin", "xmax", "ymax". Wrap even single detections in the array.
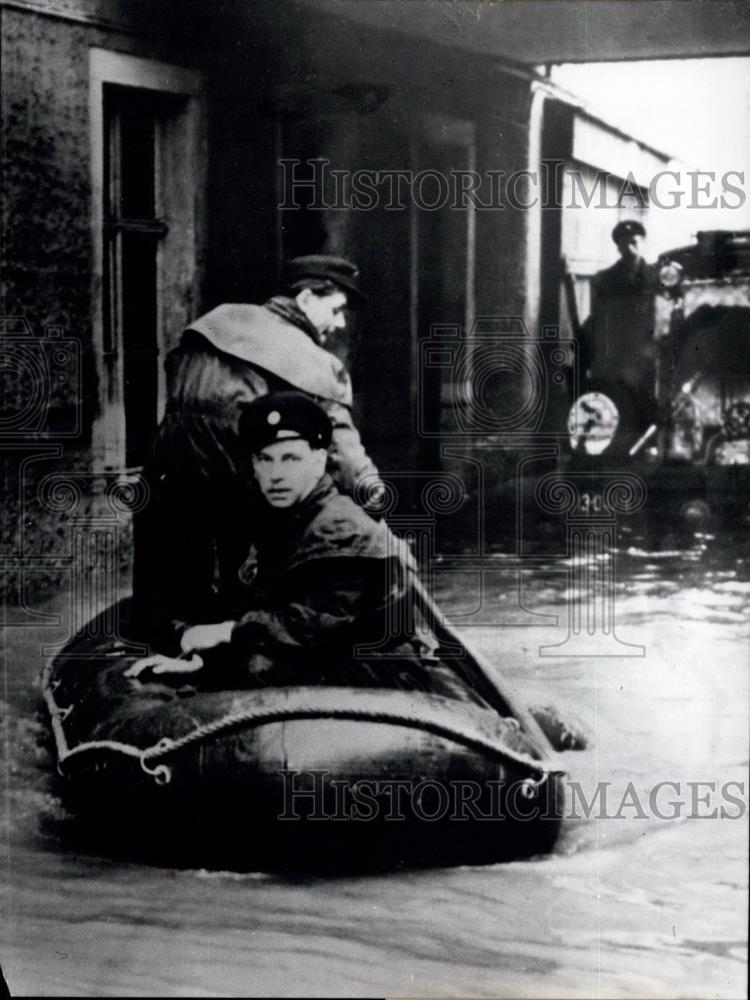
[{"xmin": 89, "ymin": 48, "xmax": 204, "ymax": 470}]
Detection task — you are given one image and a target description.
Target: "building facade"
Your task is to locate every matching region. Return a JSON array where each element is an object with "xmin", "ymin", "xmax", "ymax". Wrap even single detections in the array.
[{"xmin": 1, "ymin": 0, "xmax": 684, "ymax": 605}]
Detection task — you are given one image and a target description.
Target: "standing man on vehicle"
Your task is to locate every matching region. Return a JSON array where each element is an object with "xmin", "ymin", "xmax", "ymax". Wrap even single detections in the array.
[
  {"xmin": 133, "ymin": 256, "xmax": 386, "ymax": 648},
  {"xmin": 583, "ymin": 219, "xmax": 659, "ymax": 392},
  {"xmin": 572, "ymin": 220, "xmax": 661, "ymax": 455}
]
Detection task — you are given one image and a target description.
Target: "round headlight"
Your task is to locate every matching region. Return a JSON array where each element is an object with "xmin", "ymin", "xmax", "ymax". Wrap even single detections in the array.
[
  {"xmin": 659, "ymin": 261, "xmax": 683, "ymax": 290},
  {"xmin": 567, "ymin": 391, "xmax": 620, "ymax": 455}
]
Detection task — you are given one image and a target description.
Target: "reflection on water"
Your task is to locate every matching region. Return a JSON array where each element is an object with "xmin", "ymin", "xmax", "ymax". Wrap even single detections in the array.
[{"xmin": 1, "ymin": 533, "xmax": 748, "ymax": 997}]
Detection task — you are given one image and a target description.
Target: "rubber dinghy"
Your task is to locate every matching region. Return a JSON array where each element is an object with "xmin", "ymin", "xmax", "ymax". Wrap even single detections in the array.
[{"xmin": 43, "ymin": 584, "xmax": 566, "ymax": 871}]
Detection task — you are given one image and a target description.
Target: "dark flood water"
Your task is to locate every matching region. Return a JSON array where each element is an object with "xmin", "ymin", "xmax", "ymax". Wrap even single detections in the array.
[{"xmin": 2, "ymin": 533, "xmax": 748, "ymax": 997}]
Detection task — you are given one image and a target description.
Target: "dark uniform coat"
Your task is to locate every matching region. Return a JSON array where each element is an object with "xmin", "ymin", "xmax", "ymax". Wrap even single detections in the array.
[
  {"xmin": 584, "ymin": 257, "xmax": 659, "ymax": 393},
  {"xmin": 195, "ymin": 475, "xmax": 476, "ymax": 701},
  {"xmin": 133, "ymin": 297, "xmax": 381, "ymax": 644}
]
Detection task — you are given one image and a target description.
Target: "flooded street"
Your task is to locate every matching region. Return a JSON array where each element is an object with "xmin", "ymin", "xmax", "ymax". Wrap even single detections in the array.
[
  {"xmin": 3, "ymin": 0, "xmax": 750, "ymax": 994},
  {"xmin": 2, "ymin": 534, "xmax": 748, "ymax": 998}
]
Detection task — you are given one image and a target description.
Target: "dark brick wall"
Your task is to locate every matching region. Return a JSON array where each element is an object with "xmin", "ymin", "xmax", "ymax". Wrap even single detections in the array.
[{"xmin": 0, "ymin": 4, "xmax": 207, "ymax": 604}]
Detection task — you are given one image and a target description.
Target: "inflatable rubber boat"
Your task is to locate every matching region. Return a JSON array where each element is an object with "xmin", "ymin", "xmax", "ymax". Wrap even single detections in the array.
[{"xmin": 43, "ymin": 586, "xmax": 565, "ymax": 871}]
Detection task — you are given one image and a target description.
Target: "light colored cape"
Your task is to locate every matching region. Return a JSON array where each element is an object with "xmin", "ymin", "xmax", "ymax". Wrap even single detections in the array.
[{"xmin": 187, "ymin": 303, "xmax": 353, "ymax": 406}]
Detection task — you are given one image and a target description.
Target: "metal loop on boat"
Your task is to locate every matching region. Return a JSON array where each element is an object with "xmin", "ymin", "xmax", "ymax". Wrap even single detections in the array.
[
  {"xmin": 520, "ymin": 773, "xmax": 546, "ymax": 799},
  {"xmin": 140, "ymin": 756, "xmax": 173, "ymax": 785},
  {"xmin": 139, "ymin": 738, "xmax": 176, "ymax": 784}
]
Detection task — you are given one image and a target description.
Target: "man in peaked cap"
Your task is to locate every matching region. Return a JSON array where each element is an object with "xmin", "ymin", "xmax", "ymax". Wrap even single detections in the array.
[
  {"xmin": 242, "ymin": 391, "xmax": 334, "ymax": 455},
  {"xmin": 133, "ymin": 255, "xmax": 385, "ymax": 649},
  {"xmin": 239, "ymin": 391, "xmax": 333, "ymax": 510},
  {"xmin": 279, "ymin": 254, "xmax": 368, "ymax": 319},
  {"xmin": 611, "ymin": 218, "xmax": 646, "ymax": 248},
  {"xmin": 581, "ymin": 218, "xmax": 659, "ymax": 396},
  {"xmin": 128, "ymin": 392, "xmax": 452, "ymax": 692}
]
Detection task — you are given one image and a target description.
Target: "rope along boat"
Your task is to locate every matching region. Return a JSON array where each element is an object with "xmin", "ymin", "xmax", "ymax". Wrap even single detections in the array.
[{"xmin": 43, "ymin": 588, "xmax": 566, "ymax": 871}]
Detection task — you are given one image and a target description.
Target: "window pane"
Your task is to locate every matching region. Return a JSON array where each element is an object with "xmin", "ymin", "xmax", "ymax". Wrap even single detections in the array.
[
  {"xmin": 104, "ymin": 86, "xmax": 156, "ymax": 220},
  {"xmin": 121, "ymin": 232, "xmax": 158, "ymax": 467}
]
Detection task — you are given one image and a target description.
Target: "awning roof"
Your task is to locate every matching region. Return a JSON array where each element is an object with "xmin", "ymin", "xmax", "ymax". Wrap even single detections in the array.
[{"xmin": 295, "ymin": 0, "xmax": 750, "ymax": 65}]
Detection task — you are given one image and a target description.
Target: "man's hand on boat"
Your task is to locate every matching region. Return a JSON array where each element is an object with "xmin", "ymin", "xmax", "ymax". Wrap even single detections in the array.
[
  {"xmin": 124, "ymin": 652, "xmax": 205, "ymax": 679},
  {"xmin": 124, "ymin": 623, "xmax": 234, "ymax": 680},
  {"xmin": 180, "ymin": 622, "xmax": 234, "ymax": 654}
]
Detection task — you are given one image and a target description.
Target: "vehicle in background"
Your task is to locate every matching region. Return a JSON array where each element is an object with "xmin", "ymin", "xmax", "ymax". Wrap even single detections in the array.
[
  {"xmin": 561, "ymin": 230, "xmax": 750, "ymax": 533},
  {"xmin": 495, "ymin": 231, "xmax": 750, "ymax": 546}
]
